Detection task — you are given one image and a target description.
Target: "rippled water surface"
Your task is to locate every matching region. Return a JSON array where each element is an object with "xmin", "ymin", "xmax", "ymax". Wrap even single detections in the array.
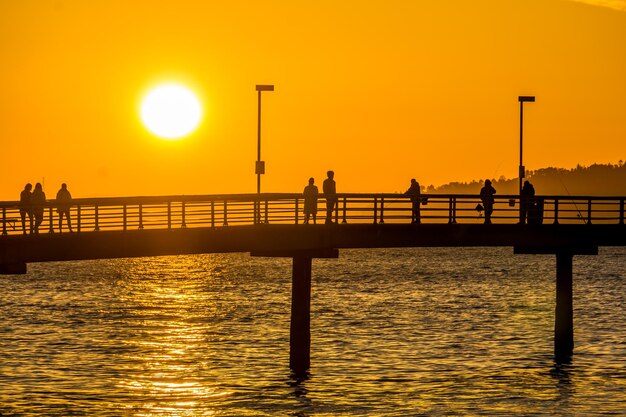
[{"xmin": 1, "ymin": 247, "xmax": 625, "ymax": 416}]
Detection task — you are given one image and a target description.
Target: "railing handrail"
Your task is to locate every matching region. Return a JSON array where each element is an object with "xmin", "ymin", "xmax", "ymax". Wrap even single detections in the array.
[
  {"xmin": 1, "ymin": 192, "xmax": 625, "ymax": 208},
  {"xmin": 2, "ymin": 192, "xmax": 625, "ymax": 236}
]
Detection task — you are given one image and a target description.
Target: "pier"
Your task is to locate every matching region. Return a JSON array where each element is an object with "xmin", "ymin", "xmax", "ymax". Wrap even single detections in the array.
[{"xmin": 2, "ymin": 192, "xmax": 625, "ymax": 372}]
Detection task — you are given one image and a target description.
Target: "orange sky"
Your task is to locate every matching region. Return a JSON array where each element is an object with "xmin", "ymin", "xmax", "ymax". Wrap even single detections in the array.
[{"xmin": 1, "ymin": 0, "xmax": 625, "ymax": 199}]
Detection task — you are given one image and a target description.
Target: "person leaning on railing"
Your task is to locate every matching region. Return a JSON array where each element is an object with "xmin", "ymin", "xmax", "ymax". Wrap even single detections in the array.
[
  {"xmin": 19, "ymin": 183, "xmax": 34, "ymax": 235},
  {"xmin": 323, "ymin": 170, "xmax": 337, "ymax": 224},
  {"xmin": 479, "ymin": 179, "xmax": 496, "ymax": 224},
  {"xmin": 405, "ymin": 178, "xmax": 421, "ymax": 224},
  {"xmin": 31, "ymin": 183, "xmax": 46, "ymax": 234},
  {"xmin": 303, "ymin": 177, "xmax": 319, "ymax": 224},
  {"xmin": 520, "ymin": 180, "xmax": 535, "ymax": 225},
  {"xmin": 56, "ymin": 183, "xmax": 73, "ymax": 233}
]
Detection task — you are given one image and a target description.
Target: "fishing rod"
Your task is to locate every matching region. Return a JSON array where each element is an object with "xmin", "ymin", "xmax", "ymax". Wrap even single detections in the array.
[{"xmin": 557, "ymin": 176, "xmax": 586, "ymax": 224}]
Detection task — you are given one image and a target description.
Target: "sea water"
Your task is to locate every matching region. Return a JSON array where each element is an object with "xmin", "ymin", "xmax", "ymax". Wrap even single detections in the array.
[{"xmin": 1, "ymin": 247, "xmax": 625, "ymax": 416}]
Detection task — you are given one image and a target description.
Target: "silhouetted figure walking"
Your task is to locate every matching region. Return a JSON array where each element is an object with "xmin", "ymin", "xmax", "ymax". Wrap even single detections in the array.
[
  {"xmin": 31, "ymin": 183, "xmax": 46, "ymax": 234},
  {"xmin": 520, "ymin": 180, "xmax": 535, "ymax": 225},
  {"xmin": 19, "ymin": 183, "xmax": 33, "ymax": 235},
  {"xmin": 405, "ymin": 178, "xmax": 421, "ymax": 223},
  {"xmin": 323, "ymin": 170, "xmax": 337, "ymax": 224},
  {"xmin": 56, "ymin": 183, "xmax": 73, "ymax": 233},
  {"xmin": 303, "ymin": 178, "xmax": 319, "ymax": 224},
  {"xmin": 480, "ymin": 179, "xmax": 496, "ymax": 224}
]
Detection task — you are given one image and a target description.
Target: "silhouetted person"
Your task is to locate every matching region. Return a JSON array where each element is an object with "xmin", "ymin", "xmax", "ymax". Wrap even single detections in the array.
[
  {"xmin": 520, "ymin": 180, "xmax": 535, "ymax": 225},
  {"xmin": 19, "ymin": 183, "xmax": 33, "ymax": 235},
  {"xmin": 405, "ymin": 178, "xmax": 421, "ymax": 223},
  {"xmin": 303, "ymin": 177, "xmax": 319, "ymax": 224},
  {"xmin": 31, "ymin": 183, "xmax": 46, "ymax": 234},
  {"xmin": 56, "ymin": 183, "xmax": 73, "ymax": 233},
  {"xmin": 323, "ymin": 170, "xmax": 337, "ymax": 224},
  {"xmin": 480, "ymin": 179, "xmax": 496, "ymax": 224}
]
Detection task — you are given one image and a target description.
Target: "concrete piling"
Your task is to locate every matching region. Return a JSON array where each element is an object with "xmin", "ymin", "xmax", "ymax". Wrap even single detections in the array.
[
  {"xmin": 290, "ymin": 256, "xmax": 312, "ymax": 374},
  {"xmin": 555, "ymin": 252, "xmax": 574, "ymax": 362}
]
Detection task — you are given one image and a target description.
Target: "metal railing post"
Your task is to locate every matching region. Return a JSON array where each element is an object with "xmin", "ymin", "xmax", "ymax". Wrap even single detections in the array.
[
  {"xmin": 335, "ymin": 198, "xmax": 339, "ymax": 224},
  {"xmin": 77, "ymin": 205, "xmax": 81, "ymax": 233},
  {"xmin": 211, "ymin": 200, "xmax": 215, "ymax": 228},
  {"xmin": 373, "ymin": 197, "xmax": 378, "ymax": 224},
  {"xmin": 94, "ymin": 205, "xmax": 100, "ymax": 231},
  {"xmin": 167, "ymin": 202, "xmax": 172, "ymax": 230},
  {"xmin": 123, "ymin": 205, "xmax": 127, "ymax": 231},
  {"xmin": 620, "ymin": 198, "xmax": 624, "ymax": 225},
  {"xmin": 448, "ymin": 197, "xmax": 454, "ymax": 224},
  {"xmin": 380, "ymin": 197, "xmax": 385, "ymax": 224},
  {"xmin": 452, "ymin": 197, "xmax": 456, "ymax": 224},
  {"xmin": 295, "ymin": 198, "xmax": 299, "ymax": 224},
  {"xmin": 181, "ymin": 201, "xmax": 187, "ymax": 228},
  {"xmin": 342, "ymin": 197, "xmax": 347, "ymax": 224},
  {"xmin": 253, "ymin": 199, "xmax": 258, "ymax": 225},
  {"xmin": 223, "ymin": 200, "xmax": 228, "ymax": 226},
  {"xmin": 48, "ymin": 206, "xmax": 54, "ymax": 233},
  {"xmin": 554, "ymin": 198, "xmax": 559, "ymax": 225},
  {"xmin": 2, "ymin": 207, "xmax": 7, "ymax": 235},
  {"xmin": 138, "ymin": 204, "xmax": 144, "ymax": 230},
  {"xmin": 264, "ymin": 199, "xmax": 269, "ymax": 224},
  {"xmin": 587, "ymin": 199, "xmax": 592, "ymax": 225}
]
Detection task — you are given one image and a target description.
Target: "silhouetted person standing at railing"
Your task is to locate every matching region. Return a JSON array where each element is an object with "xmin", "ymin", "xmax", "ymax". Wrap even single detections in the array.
[
  {"xmin": 31, "ymin": 183, "xmax": 46, "ymax": 234},
  {"xmin": 480, "ymin": 179, "xmax": 496, "ymax": 224},
  {"xmin": 405, "ymin": 178, "xmax": 421, "ymax": 223},
  {"xmin": 323, "ymin": 170, "xmax": 337, "ymax": 224},
  {"xmin": 19, "ymin": 183, "xmax": 33, "ymax": 235},
  {"xmin": 303, "ymin": 177, "xmax": 319, "ymax": 224},
  {"xmin": 520, "ymin": 180, "xmax": 535, "ymax": 225},
  {"xmin": 56, "ymin": 183, "xmax": 73, "ymax": 233}
]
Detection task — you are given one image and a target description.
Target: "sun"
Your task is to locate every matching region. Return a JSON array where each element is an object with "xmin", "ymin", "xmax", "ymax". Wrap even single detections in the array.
[{"xmin": 140, "ymin": 84, "xmax": 202, "ymax": 139}]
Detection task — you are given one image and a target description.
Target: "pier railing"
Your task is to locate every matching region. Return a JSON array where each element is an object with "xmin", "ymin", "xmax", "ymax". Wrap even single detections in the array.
[{"xmin": 1, "ymin": 193, "xmax": 625, "ymax": 235}]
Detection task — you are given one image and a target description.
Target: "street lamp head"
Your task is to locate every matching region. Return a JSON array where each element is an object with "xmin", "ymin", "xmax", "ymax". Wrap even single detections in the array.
[
  {"xmin": 256, "ymin": 84, "xmax": 275, "ymax": 92},
  {"xmin": 518, "ymin": 95, "xmax": 536, "ymax": 102}
]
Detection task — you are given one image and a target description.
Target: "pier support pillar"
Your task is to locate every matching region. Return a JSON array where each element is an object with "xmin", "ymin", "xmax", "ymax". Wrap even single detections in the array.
[
  {"xmin": 290, "ymin": 256, "xmax": 312, "ymax": 374},
  {"xmin": 251, "ymin": 248, "xmax": 338, "ymax": 375},
  {"xmin": 555, "ymin": 252, "xmax": 574, "ymax": 362},
  {"xmin": 514, "ymin": 245, "xmax": 597, "ymax": 363}
]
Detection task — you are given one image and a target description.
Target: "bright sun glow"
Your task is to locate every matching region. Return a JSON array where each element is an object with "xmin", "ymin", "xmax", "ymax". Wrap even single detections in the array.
[{"xmin": 140, "ymin": 84, "xmax": 202, "ymax": 139}]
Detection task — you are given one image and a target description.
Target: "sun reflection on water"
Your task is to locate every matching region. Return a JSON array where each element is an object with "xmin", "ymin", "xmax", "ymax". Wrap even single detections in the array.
[{"xmin": 114, "ymin": 256, "xmax": 235, "ymax": 416}]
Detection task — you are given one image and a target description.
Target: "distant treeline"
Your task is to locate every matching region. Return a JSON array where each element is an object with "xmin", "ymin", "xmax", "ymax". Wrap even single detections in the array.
[{"xmin": 425, "ymin": 162, "xmax": 626, "ymax": 196}]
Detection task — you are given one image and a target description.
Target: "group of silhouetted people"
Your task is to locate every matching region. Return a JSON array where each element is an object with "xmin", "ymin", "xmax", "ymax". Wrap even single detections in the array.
[
  {"xmin": 478, "ymin": 179, "xmax": 538, "ymax": 224},
  {"xmin": 16, "ymin": 176, "xmax": 538, "ymax": 234},
  {"xmin": 302, "ymin": 175, "xmax": 539, "ymax": 225},
  {"xmin": 19, "ymin": 183, "xmax": 73, "ymax": 234},
  {"xmin": 303, "ymin": 173, "xmax": 423, "ymax": 225}
]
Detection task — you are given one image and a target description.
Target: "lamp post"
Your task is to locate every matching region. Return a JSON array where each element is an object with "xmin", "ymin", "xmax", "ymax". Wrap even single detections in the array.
[
  {"xmin": 255, "ymin": 84, "xmax": 274, "ymax": 223},
  {"xmin": 518, "ymin": 95, "xmax": 535, "ymax": 196}
]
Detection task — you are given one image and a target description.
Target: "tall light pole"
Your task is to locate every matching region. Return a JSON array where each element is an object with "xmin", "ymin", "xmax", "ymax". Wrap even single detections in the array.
[
  {"xmin": 255, "ymin": 84, "xmax": 274, "ymax": 193},
  {"xmin": 518, "ymin": 95, "xmax": 535, "ymax": 196},
  {"xmin": 255, "ymin": 84, "xmax": 274, "ymax": 223}
]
